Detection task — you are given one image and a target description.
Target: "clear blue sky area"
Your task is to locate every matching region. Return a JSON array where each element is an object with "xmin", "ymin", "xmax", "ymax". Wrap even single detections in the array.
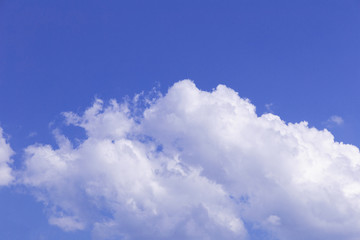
[{"xmin": 0, "ymin": 1, "xmax": 359, "ymax": 239}]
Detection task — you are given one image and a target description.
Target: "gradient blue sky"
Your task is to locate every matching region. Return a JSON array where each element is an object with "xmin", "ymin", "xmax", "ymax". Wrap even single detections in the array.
[{"xmin": 1, "ymin": 1, "xmax": 360, "ymax": 239}]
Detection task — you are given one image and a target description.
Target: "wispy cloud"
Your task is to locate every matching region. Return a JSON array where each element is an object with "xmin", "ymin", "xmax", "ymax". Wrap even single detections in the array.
[
  {"xmin": 0, "ymin": 128, "xmax": 14, "ymax": 186},
  {"xmin": 28, "ymin": 131, "xmax": 37, "ymax": 138},
  {"xmin": 265, "ymin": 103, "xmax": 274, "ymax": 113},
  {"xmin": 323, "ymin": 115, "xmax": 344, "ymax": 129},
  {"xmin": 327, "ymin": 115, "xmax": 344, "ymax": 126}
]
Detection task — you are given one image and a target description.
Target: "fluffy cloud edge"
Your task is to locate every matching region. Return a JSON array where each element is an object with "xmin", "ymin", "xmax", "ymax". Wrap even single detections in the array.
[{"xmin": 0, "ymin": 127, "xmax": 14, "ymax": 186}]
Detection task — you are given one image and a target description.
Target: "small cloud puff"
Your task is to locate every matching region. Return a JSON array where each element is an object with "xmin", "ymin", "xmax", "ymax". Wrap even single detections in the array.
[
  {"xmin": 19, "ymin": 80, "xmax": 360, "ymax": 240},
  {"xmin": 265, "ymin": 103, "xmax": 274, "ymax": 113},
  {"xmin": 327, "ymin": 115, "xmax": 344, "ymax": 126}
]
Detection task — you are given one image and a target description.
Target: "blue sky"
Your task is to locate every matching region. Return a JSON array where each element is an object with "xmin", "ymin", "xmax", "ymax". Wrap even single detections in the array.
[{"xmin": 1, "ymin": 1, "xmax": 360, "ymax": 239}]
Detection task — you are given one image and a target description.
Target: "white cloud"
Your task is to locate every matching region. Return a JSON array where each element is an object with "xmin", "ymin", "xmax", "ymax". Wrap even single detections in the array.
[
  {"xmin": 21, "ymin": 97, "xmax": 245, "ymax": 240},
  {"xmin": 0, "ymin": 127, "xmax": 14, "ymax": 186},
  {"xmin": 20, "ymin": 80, "xmax": 360, "ymax": 240},
  {"xmin": 326, "ymin": 115, "xmax": 344, "ymax": 126}
]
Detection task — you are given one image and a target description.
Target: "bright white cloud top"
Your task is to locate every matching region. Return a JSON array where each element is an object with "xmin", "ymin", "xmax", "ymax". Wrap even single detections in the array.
[
  {"xmin": 19, "ymin": 80, "xmax": 360, "ymax": 240},
  {"xmin": 0, "ymin": 128, "xmax": 14, "ymax": 186}
]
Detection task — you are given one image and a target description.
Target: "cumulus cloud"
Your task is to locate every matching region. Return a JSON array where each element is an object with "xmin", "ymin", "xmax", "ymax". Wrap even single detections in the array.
[
  {"xmin": 21, "ymin": 97, "xmax": 244, "ymax": 240},
  {"xmin": 20, "ymin": 80, "xmax": 360, "ymax": 240},
  {"xmin": 0, "ymin": 127, "xmax": 14, "ymax": 186}
]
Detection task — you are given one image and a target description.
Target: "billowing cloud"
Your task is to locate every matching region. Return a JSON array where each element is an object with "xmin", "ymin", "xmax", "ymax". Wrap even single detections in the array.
[
  {"xmin": 21, "ymin": 98, "xmax": 245, "ymax": 239},
  {"xmin": 20, "ymin": 80, "xmax": 360, "ymax": 240},
  {"xmin": 0, "ymin": 127, "xmax": 14, "ymax": 186}
]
